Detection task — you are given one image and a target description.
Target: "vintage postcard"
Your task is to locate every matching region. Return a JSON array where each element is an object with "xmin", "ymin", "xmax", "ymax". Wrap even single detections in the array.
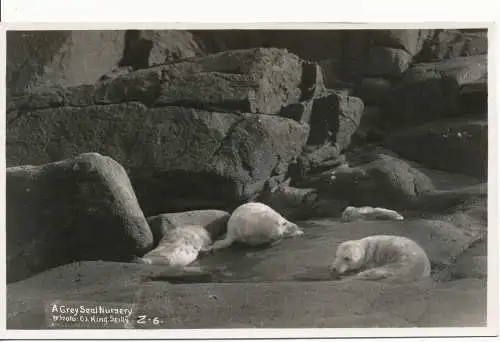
[{"xmin": 0, "ymin": 1, "xmax": 498, "ymax": 341}]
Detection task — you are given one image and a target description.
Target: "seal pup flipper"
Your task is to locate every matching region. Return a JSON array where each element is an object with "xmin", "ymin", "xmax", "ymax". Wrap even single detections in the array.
[
  {"xmin": 205, "ymin": 237, "xmax": 235, "ymax": 252},
  {"xmin": 353, "ymin": 266, "xmax": 396, "ymax": 280}
]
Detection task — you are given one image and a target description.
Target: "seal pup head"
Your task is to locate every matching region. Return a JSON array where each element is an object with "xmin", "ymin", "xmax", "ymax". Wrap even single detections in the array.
[
  {"xmin": 330, "ymin": 240, "xmax": 366, "ymax": 274},
  {"xmin": 280, "ymin": 220, "xmax": 304, "ymax": 238}
]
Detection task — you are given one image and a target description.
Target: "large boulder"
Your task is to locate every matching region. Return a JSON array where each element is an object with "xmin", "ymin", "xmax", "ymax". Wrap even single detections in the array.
[
  {"xmin": 383, "ymin": 119, "xmax": 487, "ymax": 179},
  {"xmin": 191, "ymin": 29, "xmax": 345, "ymax": 62},
  {"xmin": 363, "ymin": 47, "xmax": 413, "ymax": 78},
  {"xmin": 7, "ymin": 30, "xmax": 125, "ymax": 95},
  {"xmin": 389, "ymin": 55, "xmax": 487, "ymax": 125},
  {"xmin": 7, "ymin": 102, "xmax": 310, "ymax": 215},
  {"xmin": 119, "ymin": 30, "xmax": 206, "ymax": 68},
  {"xmin": 6, "ymin": 153, "xmax": 153, "ymax": 283},
  {"xmin": 355, "ymin": 77, "xmax": 392, "ymax": 106},
  {"xmin": 306, "ymin": 91, "xmax": 364, "ymax": 147},
  {"xmin": 370, "ymin": 29, "xmax": 434, "ymax": 56},
  {"xmin": 314, "ymin": 152, "xmax": 436, "ymax": 210},
  {"xmin": 415, "ymin": 29, "xmax": 488, "ymax": 62},
  {"xmin": 8, "ymin": 47, "xmax": 325, "ymax": 116},
  {"xmin": 155, "ymin": 47, "xmax": 323, "ymax": 114}
]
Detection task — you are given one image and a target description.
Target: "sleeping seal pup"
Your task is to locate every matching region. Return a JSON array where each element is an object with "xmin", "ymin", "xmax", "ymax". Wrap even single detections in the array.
[
  {"xmin": 134, "ymin": 224, "xmax": 211, "ymax": 267},
  {"xmin": 341, "ymin": 206, "xmax": 404, "ymax": 222},
  {"xmin": 204, "ymin": 202, "xmax": 304, "ymax": 252},
  {"xmin": 330, "ymin": 235, "xmax": 431, "ymax": 282}
]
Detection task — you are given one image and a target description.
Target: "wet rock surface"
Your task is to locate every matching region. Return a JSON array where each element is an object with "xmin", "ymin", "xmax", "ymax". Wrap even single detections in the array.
[
  {"xmin": 6, "ymin": 28, "xmax": 490, "ymax": 330},
  {"xmin": 7, "ymin": 203, "xmax": 487, "ymax": 328}
]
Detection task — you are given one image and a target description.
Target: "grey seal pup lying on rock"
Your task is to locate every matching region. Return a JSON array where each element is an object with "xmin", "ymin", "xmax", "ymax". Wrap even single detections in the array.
[
  {"xmin": 330, "ymin": 235, "xmax": 431, "ymax": 282},
  {"xmin": 341, "ymin": 206, "xmax": 404, "ymax": 222},
  {"xmin": 134, "ymin": 225, "xmax": 211, "ymax": 267},
  {"xmin": 204, "ymin": 202, "xmax": 304, "ymax": 252}
]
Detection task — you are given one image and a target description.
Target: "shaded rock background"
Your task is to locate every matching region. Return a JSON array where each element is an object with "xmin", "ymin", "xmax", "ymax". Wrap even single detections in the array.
[{"xmin": 5, "ymin": 27, "xmax": 489, "ymax": 329}]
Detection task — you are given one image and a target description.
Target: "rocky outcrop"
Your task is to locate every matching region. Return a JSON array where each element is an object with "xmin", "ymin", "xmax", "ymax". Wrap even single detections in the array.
[
  {"xmin": 6, "ymin": 153, "xmax": 153, "ymax": 283},
  {"xmin": 7, "ymin": 31, "xmax": 125, "ymax": 95},
  {"xmin": 307, "ymin": 91, "xmax": 364, "ymax": 146},
  {"xmin": 383, "ymin": 119, "xmax": 487, "ymax": 179},
  {"xmin": 415, "ymin": 29, "xmax": 488, "ymax": 62},
  {"xmin": 9, "ymin": 47, "xmax": 324, "ymax": 115},
  {"xmin": 192, "ymin": 29, "xmax": 345, "ymax": 63},
  {"xmin": 364, "ymin": 46, "xmax": 413, "ymax": 78},
  {"xmin": 303, "ymin": 152, "xmax": 435, "ymax": 210},
  {"xmin": 370, "ymin": 29, "xmax": 434, "ymax": 57},
  {"xmin": 155, "ymin": 48, "xmax": 319, "ymax": 114},
  {"xmin": 355, "ymin": 78, "xmax": 392, "ymax": 106},
  {"xmin": 4, "ymin": 28, "xmax": 489, "ymax": 331},
  {"xmin": 258, "ymin": 179, "xmax": 319, "ymax": 221},
  {"xmin": 389, "ymin": 55, "xmax": 487, "ymax": 125},
  {"xmin": 7, "ymin": 47, "xmax": 318, "ymax": 214},
  {"xmin": 120, "ymin": 30, "xmax": 206, "ymax": 68},
  {"xmin": 7, "ymin": 102, "xmax": 309, "ymax": 214}
]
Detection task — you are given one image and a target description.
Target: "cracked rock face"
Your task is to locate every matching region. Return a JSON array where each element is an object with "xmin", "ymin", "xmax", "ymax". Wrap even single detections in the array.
[{"xmin": 7, "ymin": 102, "xmax": 309, "ymax": 215}]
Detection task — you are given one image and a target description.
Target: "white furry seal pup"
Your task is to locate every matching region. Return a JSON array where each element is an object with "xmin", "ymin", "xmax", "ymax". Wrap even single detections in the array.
[
  {"xmin": 341, "ymin": 206, "xmax": 404, "ymax": 222},
  {"xmin": 330, "ymin": 235, "xmax": 431, "ymax": 282},
  {"xmin": 134, "ymin": 225, "xmax": 212, "ymax": 267},
  {"xmin": 204, "ymin": 202, "xmax": 304, "ymax": 252}
]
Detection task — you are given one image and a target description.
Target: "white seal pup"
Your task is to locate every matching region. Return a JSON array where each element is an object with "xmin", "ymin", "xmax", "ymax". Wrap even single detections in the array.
[
  {"xmin": 341, "ymin": 206, "xmax": 404, "ymax": 222},
  {"xmin": 135, "ymin": 225, "xmax": 212, "ymax": 267},
  {"xmin": 204, "ymin": 202, "xmax": 304, "ymax": 252},
  {"xmin": 330, "ymin": 235, "xmax": 431, "ymax": 282}
]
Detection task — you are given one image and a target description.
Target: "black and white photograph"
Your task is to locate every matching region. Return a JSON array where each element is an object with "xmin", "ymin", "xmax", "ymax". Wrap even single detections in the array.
[{"xmin": 0, "ymin": 3, "xmax": 498, "ymax": 339}]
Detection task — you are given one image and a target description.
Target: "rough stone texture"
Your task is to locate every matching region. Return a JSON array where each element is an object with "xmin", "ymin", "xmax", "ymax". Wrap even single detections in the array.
[
  {"xmin": 318, "ymin": 58, "xmax": 342, "ymax": 88},
  {"xmin": 355, "ymin": 77, "xmax": 392, "ymax": 106},
  {"xmin": 316, "ymin": 152, "xmax": 435, "ymax": 209},
  {"xmin": 8, "ymin": 47, "xmax": 322, "ymax": 118},
  {"xmin": 192, "ymin": 30, "xmax": 345, "ymax": 63},
  {"xmin": 6, "ymin": 153, "xmax": 153, "ymax": 284},
  {"xmin": 7, "ymin": 31, "xmax": 125, "ymax": 95},
  {"xmin": 6, "ymin": 261, "xmax": 486, "ymax": 329},
  {"xmin": 415, "ymin": 29, "xmax": 488, "ymax": 62},
  {"xmin": 340, "ymin": 30, "xmax": 373, "ymax": 83},
  {"xmin": 350, "ymin": 106, "xmax": 386, "ymax": 146},
  {"xmin": 7, "ymin": 204, "xmax": 487, "ymax": 328},
  {"xmin": 147, "ymin": 210, "xmax": 230, "ymax": 245},
  {"xmin": 370, "ymin": 29, "xmax": 435, "ymax": 56},
  {"xmin": 416, "ymin": 55, "xmax": 487, "ymax": 88},
  {"xmin": 364, "ymin": 47, "xmax": 413, "ymax": 78},
  {"xmin": 389, "ymin": 55, "xmax": 487, "ymax": 125},
  {"xmin": 383, "ymin": 119, "xmax": 487, "ymax": 179},
  {"xmin": 120, "ymin": 30, "xmax": 206, "ymax": 68},
  {"xmin": 294, "ymin": 144, "xmax": 346, "ymax": 179},
  {"xmin": 94, "ymin": 67, "xmax": 162, "ymax": 106},
  {"xmin": 7, "ymin": 102, "xmax": 310, "ymax": 215},
  {"xmin": 258, "ymin": 181, "xmax": 319, "ymax": 221},
  {"xmin": 279, "ymin": 100, "xmax": 314, "ymax": 123},
  {"xmin": 389, "ymin": 66, "xmax": 460, "ymax": 125},
  {"xmin": 155, "ymin": 47, "xmax": 309, "ymax": 115},
  {"xmin": 450, "ymin": 241, "xmax": 487, "ymax": 279},
  {"xmin": 307, "ymin": 91, "xmax": 364, "ymax": 148}
]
